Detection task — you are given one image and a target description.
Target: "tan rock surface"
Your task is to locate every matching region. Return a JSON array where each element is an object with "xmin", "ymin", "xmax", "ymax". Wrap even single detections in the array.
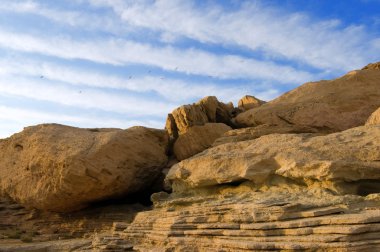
[
  {"xmin": 0, "ymin": 124, "xmax": 169, "ymax": 212},
  {"xmin": 173, "ymin": 123, "xmax": 232, "ymax": 161},
  {"xmin": 166, "ymin": 96, "xmax": 234, "ymax": 138},
  {"xmin": 213, "ymin": 124, "xmax": 320, "ymax": 146},
  {"xmin": 124, "ymin": 183, "xmax": 380, "ymax": 251},
  {"xmin": 366, "ymin": 107, "xmax": 380, "ymax": 126},
  {"xmin": 167, "ymin": 125, "xmax": 380, "ymax": 195},
  {"xmin": 235, "ymin": 63, "xmax": 380, "ymax": 131},
  {"xmin": 237, "ymin": 95, "xmax": 266, "ymax": 111}
]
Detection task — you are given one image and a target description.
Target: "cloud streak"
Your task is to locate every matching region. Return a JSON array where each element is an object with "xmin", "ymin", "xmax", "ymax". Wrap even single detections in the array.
[{"xmin": 89, "ymin": 0, "xmax": 379, "ymax": 71}]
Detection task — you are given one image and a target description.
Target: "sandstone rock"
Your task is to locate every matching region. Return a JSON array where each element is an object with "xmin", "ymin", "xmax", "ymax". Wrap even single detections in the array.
[
  {"xmin": 166, "ymin": 96, "xmax": 234, "ymax": 138},
  {"xmin": 0, "ymin": 195, "xmax": 145, "ymax": 244},
  {"xmin": 173, "ymin": 123, "xmax": 232, "ymax": 161},
  {"xmin": 167, "ymin": 125, "xmax": 380, "ymax": 195},
  {"xmin": 238, "ymin": 95, "xmax": 266, "ymax": 111},
  {"xmin": 0, "ymin": 124, "xmax": 169, "ymax": 212},
  {"xmin": 213, "ymin": 124, "xmax": 320, "ymax": 146},
  {"xmin": 235, "ymin": 63, "xmax": 380, "ymax": 131},
  {"xmin": 124, "ymin": 182, "xmax": 380, "ymax": 251},
  {"xmin": 366, "ymin": 107, "xmax": 380, "ymax": 126}
]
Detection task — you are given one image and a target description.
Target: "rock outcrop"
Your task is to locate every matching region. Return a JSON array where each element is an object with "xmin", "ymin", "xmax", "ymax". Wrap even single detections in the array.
[
  {"xmin": 168, "ymin": 125, "xmax": 380, "ymax": 195},
  {"xmin": 166, "ymin": 96, "xmax": 234, "ymax": 139},
  {"xmin": 366, "ymin": 107, "xmax": 380, "ymax": 126},
  {"xmin": 173, "ymin": 123, "xmax": 232, "ymax": 161},
  {"xmin": 124, "ymin": 185, "xmax": 380, "ymax": 251},
  {"xmin": 235, "ymin": 63, "xmax": 380, "ymax": 132},
  {"xmin": 0, "ymin": 124, "xmax": 169, "ymax": 212},
  {"xmin": 238, "ymin": 95, "xmax": 266, "ymax": 111},
  {"xmin": 123, "ymin": 124, "xmax": 380, "ymax": 250}
]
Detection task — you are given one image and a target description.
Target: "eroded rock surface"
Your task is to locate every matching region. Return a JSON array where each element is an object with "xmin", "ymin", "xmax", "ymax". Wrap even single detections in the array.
[
  {"xmin": 166, "ymin": 96, "xmax": 234, "ymax": 139},
  {"xmin": 0, "ymin": 124, "xmax": 169, "ymax": 212},
  {"xmin": 366, "ymin": 107, "xmax": 380, "ymax": 126},
  {"xmin": 123, "ymin": 124, "xmax": 380, "ymax": 251},
  {"xmin": 174, "ymin": 123, "xmax": 232, "ymax": 161},
  {"xmin": 168, "ymin": 125, "xmax": 380, "ymax": 195},
  {"xmin": 124, "ymin": 184, "xmax": 380, "ymax": 251},
  {"xmin": 235, "ymin": 63, "xmax": 380, "ymax": 132}
]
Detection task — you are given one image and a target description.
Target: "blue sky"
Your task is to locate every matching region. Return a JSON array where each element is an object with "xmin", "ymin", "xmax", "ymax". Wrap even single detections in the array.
[{"xmin": 0, "ymin": 0, "xmax": 379, "ymax": 138}]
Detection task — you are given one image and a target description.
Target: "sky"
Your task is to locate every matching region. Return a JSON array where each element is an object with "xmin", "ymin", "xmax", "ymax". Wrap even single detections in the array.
[{"xmin": 0, "ymin": 0, "xmax": 379, "ymax": 138}]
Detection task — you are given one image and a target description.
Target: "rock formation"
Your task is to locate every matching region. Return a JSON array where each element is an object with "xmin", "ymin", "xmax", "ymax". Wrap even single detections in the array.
[
  {"xmin": 1, "ymin": 62, "xmax": 380, "ymax": 251},
  {"xmin": 123, "ymin": 124, "xmax": 380, "ymax": 251},
  {"xmin": 238, "ymin": 95, "xmax": 266, "ymax": 111},
  {"xmin": 235, "ymin": 63, "xmax": 380, "ymax": 132},
  {"xmin": 366, "ymin": 107, "xmax": 380, "ymax": 126},
  {"xmin": 173, "ymin": 123, "xmax": 232, "ymax": 161},
  {"xmin": 166, "ymin": 96, "xmax": 234, "ymax": 139},
  {"xmin": 0, "ymin": 124, "xmax": 169, "ymax": 212}
]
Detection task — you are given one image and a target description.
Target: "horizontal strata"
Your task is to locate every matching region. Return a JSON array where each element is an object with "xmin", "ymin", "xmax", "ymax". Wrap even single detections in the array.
[{"xmin": 123, "ymin": 191, "xmax": 380, "ymax": 251}]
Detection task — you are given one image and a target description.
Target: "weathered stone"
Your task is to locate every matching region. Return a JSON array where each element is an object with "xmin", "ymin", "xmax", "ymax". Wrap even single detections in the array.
[
  {"xmin": 124, "ymin": 182, "xmax": 380, "ymax": 251},
  {"xmin": 167, "ymin": 125, "xmax": 380, "ymax": 195},
  {"xmin": 235, "ymin": 63, "xmax": 380, "ymax": 131},
  {"xmin": 366, "ymin": 107, "xmax": 380, "ymax": 126},
  {"xmin": 173, "ymin": 123, "xmax": 232, "ymax": 160},
  {"xmin": 166, "ymin": 96, "xmax": 234, "ymax": 138},
  {"xmin": 0, "ymin": 124, "xmax": 169, "ymax": 212},
  {"xmin": 238, "ymin": 95, "xmax": 266, "ymax": 111}
]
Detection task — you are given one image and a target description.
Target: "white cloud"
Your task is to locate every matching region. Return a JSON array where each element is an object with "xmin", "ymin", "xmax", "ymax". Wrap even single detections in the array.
[
  {"xmin": 0, "ymin": 58, "xmax": 279, "ymax": 103},
  {"xmin": 0, "ymin": 105, "xmax": 164, "ymax": 138},
  {"xmin": 0, "ymin": 28, "xmax": 313, "ymax": 83},
  {"xmin": 88, "ymin": 0, "xmax": 379, "ymax": 71},
  {"xmin": 0, "ymin": 0, "xmax": 124, "ymax": 33},
  {"xmin": 0, "ymin": 75, "xmax": 176, "ymax": 117}
]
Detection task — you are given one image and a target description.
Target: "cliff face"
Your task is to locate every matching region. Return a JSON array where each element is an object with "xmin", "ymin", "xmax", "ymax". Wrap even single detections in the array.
[{"xmin": 0, "ymin": 62, "xmax": 379, "ymax": 251}]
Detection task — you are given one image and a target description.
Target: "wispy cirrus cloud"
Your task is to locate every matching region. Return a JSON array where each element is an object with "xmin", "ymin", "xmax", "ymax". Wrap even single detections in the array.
[
  {"xmin": 0, "ymin": 28, "xmax": 313, "ymax": 83},
  {"xmin": 87, "ymin": 0, "xmax": 379, "ymax": 71}
]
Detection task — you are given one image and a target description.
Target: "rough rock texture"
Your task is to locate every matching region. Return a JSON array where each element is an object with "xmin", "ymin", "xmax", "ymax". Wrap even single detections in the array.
[
  {"xmin": 173, "ymin": 123, "xmax": 232, "ymax": 161},
  {"xmin": 124, "ymin": 184, "xmax": 380, "ymax": 251},
  {"xmin": 238, "ymin": 95, "xmax": 266, "ymax": 111},
  {"xmin": 166, "ymin": 96, "xmax": 234, "ymax": 139},
  {"xmin": 123, "ymin": 124, "xmax": 380, "ymax": 251},
  {"xmin": 366, "ymin": 107, "xmax": 380, "ymax": 126},
  {"xmin": 168, "ymin": 125, "xmax": 380, "ymax": 195},
  {"xmin": 213, "ymin": 124, "xmax": 321, "ymax": 146},
  {"xmin": 0, "ymin": 195, "xmax": 143, "ymax": 251},
  {"xmin": 235, "ymin": 63, "xmax": 380, "ymax": 132},
  {"xmin": 0, "ymin": 124, "xmax": 169, "ymax": 212}
]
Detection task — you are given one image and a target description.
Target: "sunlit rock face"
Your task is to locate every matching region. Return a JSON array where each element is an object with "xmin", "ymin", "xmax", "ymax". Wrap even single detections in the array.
[
  {"xmin": 235, "ymin": 64, "xmax": 380, "ymax": 132},
  {"xmin": 0, "ymin": 124, "xmax": 169, "ymax": 212}
]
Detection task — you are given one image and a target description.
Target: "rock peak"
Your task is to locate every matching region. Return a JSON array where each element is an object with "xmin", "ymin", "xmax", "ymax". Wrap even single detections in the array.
[{"xmin": 362, "ymin": 61, "xmax": 380, "ymax": 70}]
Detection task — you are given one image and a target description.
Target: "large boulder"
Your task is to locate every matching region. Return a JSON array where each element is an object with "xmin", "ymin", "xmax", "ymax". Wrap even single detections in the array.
[
  {"xmin": 238, "ymin": 95, "xmax": 266, "ymax": 111},
  {"xmin": 167, "ymin": 125, "xmax": 380, "ymax": 195},
  {"xmin": 173, "ymin": 123, "xmax": 232, "ymax": 161},
  {"xmin": 235, "ymin": 63, "xmax": 380, "ymax": 132},
  {"xmin": 166, "ymin": 96, "xmax": 234, "ymax": 139},
  {"xmin": 0, "ymin": 124, "xmax": 169, "ymax": 212},
  {"xmin": 366, "ymin": 107, "xmax": 380, "ymax": 126}
]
